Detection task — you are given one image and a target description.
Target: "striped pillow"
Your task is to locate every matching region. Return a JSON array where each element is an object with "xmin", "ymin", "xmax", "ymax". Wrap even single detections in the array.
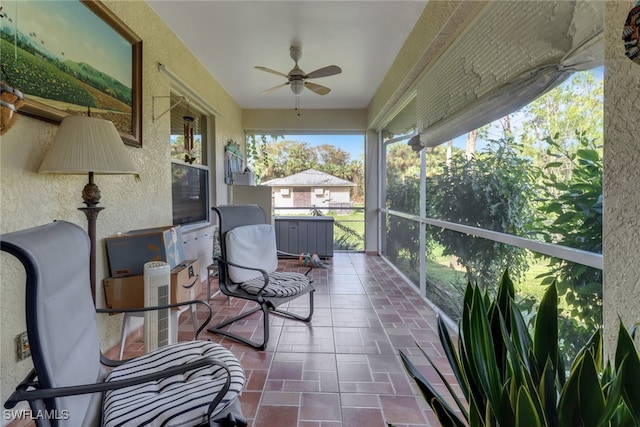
[
  {"xmin": 240, "ymin": 271, "xmax": 311, "ymax": 297},
  {"xmin": 103, "ymin": 341, "xmax": 244, "ymax": 427}
]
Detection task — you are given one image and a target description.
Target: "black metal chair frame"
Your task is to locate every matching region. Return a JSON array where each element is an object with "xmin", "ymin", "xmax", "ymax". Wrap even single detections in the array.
[
  {"xmin": 1, "ymin": 221, "xmax": 245, "ymax": 427},
  {"xmin": 208, "ymin": 205, "xmax": 315, "ymax": 350}
]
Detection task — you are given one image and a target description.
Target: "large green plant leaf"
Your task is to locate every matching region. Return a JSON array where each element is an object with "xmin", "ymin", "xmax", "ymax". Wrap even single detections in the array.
[
  {"xmin": 614, "ymin": 322, "xmax": 640, "ymax": 424},
  {"xmin": 533, "ymin": 283, "xmax": 558, "ymax": 377},
  {"xmin": 398, "ymin": 350, "xmax": 467, "ymax": 427},
  {"xmin": 538, "ymin": 359, "xmax": 557, "ymax": 427},
  {"xmin": 463, "ymin": 285, "xmax": 503, "ymax": 422},
  {"xmin": 509, "ymin": 304, "xmax": 534, "ymax": 374},
  {"xmin": 437, "ymin": 316, "xmax": 470, "ymax": 403},
  {"xmin": 576, "ymin": 349, "xmax": 606, "ymax": 427},
  {"xmin": 515, "ymin": 386, "xmax": 542, "ymax": 427},
  {"xmin": 558, "ymin": 352, "xmax": 584, "ymax": 425},
  {"xmin": 490, "ymin": 271, "xmax": 515, "ymax": 378},
  {"xmin": 415, "ymin": 342, "xmax": 470, "ymax": 420},
  {"xmin": 596, "ymin": 360, "xmax": 624, "ymax": 427},
  {"xmin": 460, "ymin": 284, "xmax": 491, "ymax": 420}
]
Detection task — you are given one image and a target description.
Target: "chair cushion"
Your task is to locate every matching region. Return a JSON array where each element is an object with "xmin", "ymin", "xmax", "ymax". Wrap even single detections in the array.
[
  {"xmin": 240, "ymin": 271, "xmax": 311, "ymax": 297},
  {"xmin": 225, "ymin": 224, "xmax": 278, "ymax": 283},
  {"xmin": 102, "ymin": 341, "xmax": 244, "ymax": 427}
]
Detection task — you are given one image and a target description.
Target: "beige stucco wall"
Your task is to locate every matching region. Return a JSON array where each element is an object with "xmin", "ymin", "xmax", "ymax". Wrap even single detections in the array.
[
  {"xmin": 243, "ymin": 108, "xmax": 367, "ymax": 132},
  {"xmin": 603, "ymin": 0, "xmax": 640, "ymax": 354},
  {"xmin": 0, "ymin": 0, "xmax": 245, "ymax": 410}
]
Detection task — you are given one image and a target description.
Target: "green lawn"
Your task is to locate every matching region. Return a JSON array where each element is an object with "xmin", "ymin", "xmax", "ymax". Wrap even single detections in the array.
[{"xmin": 330, "ymin": 211, "xmax": 365, "ymax": 251}]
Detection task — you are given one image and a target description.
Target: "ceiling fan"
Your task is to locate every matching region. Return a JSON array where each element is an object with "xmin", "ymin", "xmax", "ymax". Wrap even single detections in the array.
[{"xmin": 255, "ymin": 46, "xmax": 342, "ymax": 96}]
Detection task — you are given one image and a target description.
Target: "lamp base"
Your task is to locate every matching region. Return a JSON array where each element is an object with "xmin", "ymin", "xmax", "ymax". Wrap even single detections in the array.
[{"xmin": 80, "ymin": 173, "xmax": 105, "ymax": 305}]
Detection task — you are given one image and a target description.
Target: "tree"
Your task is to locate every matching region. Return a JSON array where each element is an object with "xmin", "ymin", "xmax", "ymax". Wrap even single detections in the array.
[
  {"xmin": 316, "ymin": 144, "xmax": 350, "ymax": 167},
  {"xmin": 519, "ymin": 70, "xmax": 603, "ymax": 168},
  {"xmin": 536, "ymin": 131, "xmax": 602, "ymax": 332},
  {"xmin": 428, "ymin": 138, "xmax": 538, "ymax": 287},
  {"xmin": 246, "ymin": 135, "xmax": 365, "ymax": 203}
]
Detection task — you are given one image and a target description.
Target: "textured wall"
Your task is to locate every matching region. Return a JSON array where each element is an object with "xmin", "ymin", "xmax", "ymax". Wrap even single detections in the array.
[
  {"xmin": 242, "ymin": 108, "xmax": 367, "ymax": 131},
  {"xmin": 603, "ymin": 0, "xmax": 640, "ymax": 354},
  {"xmin": 0, "ymin": 0, "xmax": 244, "ymax": 409}
]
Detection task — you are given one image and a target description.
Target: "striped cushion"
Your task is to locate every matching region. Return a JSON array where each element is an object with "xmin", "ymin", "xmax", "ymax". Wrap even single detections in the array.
[
  {"xmin": 103, "ymin": 341, "xmax": 244, "ymax": 427},
  {"xmin": 239, "ymin": 271, "xmax": 310, "ymax": 297}
]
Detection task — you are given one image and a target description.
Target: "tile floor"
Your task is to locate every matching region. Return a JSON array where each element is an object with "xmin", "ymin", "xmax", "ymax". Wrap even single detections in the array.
[{"xmin": 111, "ymin": 253, "xmax": 457, "ymax": 427}]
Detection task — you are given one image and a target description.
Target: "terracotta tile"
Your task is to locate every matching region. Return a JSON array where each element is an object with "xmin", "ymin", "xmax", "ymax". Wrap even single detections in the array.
[
  {"xmin": 254, "ymin": 405, "xmax": 299, "ymax": 427},
  {"xmin": 260, "ymin": 391, "xmax": 301, "ymax": 406},
  {"xmin": 380, "ymin": 395, "xmax": 428, "ymax": 425},
  {"xmin": 300, "ymin": 392, "xmax": 341, "ymax": 421},
  {"xmin": 340, "ymin": 393, "xmax": 380, "ymax": 408},
  {"xmin": 342, "ymin": 407, "xmax": 386, "ymax": 427},
  {"xmin": 238, "ymin": 391, "xmax": 261, "ymax": 419},
  {"xmin": 269, "ymin": 360, "xmax": 304, "ymax": 380},
  {"xmin": 113, "ymin": 253, "xmax": 454, "ymax": 427},
  {"xmin": 246, "ymin": 369, "xmax": 268, "ymax": 391}
]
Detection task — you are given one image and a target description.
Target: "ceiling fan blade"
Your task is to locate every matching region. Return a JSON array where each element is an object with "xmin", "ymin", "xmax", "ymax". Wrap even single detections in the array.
[
  {"xmin": 305, "ymin": 65, "xmax": 342, "ymax": 79},
  {"xmin": 255, "ymin": 66, "xmax": 289, "ymax": 78},
  {"xmin": 305, "ymin": 81, "xmax": 331, "ymax": 95},
  {"xmin": 260, "ymin": 82, "xmax": 288, "ymax": 95}
]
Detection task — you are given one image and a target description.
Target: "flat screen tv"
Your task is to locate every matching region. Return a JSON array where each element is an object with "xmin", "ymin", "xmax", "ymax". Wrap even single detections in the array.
[{"xmin": 171, "ymin": 161, "xmax": 209, "ymax": 226}]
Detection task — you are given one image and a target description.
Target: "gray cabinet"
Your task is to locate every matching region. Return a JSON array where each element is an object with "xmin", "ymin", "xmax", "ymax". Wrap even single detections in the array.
[{"xmin": 274, "ymin": 216, "xmax": 334, "ymax": 257}]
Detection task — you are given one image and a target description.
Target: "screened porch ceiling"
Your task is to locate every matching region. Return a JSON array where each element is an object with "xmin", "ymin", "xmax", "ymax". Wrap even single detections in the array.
[{"xmin": 148, "ymin": 1, "xmax": 603, "ymax": 137}]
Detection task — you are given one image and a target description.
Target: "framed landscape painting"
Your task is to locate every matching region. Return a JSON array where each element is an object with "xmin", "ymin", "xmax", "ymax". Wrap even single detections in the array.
[{"xmin": 0, "ymin": 0, "xmax": 142, "ymax": 147}]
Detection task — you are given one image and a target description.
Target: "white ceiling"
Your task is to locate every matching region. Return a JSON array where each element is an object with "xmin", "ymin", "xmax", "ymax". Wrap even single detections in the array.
[{"xmin": 147, "ymin": 1, "xmax": 428, "ymax": 110}]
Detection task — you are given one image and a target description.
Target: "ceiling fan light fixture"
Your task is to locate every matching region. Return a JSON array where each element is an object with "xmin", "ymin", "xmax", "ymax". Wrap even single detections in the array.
[{"xmin": 290, "ymin": 80, "xmax": 304, "ymax": 95}]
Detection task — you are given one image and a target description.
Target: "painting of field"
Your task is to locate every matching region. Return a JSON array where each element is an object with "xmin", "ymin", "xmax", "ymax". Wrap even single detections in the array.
[{"xmin": 0, "ymin": 1, "xmax": 135, "ymax": 136}]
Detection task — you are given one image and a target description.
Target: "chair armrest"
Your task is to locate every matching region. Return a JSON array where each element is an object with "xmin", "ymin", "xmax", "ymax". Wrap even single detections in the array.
[
  {"xmin": 97, "ymin": 300, "xmax": 213, "ymax": 366},
  {"xmin": 97, "ymin": 299, "xmax": 212, "ymax": 339},
  {"xmin": 216, "ymin": 257, "xmax": 272, "ymax": 298},
  {"xmin": 4, "ymin": 357, "xmax": 230, "ymax": 410}
]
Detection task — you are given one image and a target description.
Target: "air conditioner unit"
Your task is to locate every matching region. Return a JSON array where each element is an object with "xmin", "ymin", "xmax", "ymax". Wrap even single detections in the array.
[{"xmin": 143, "ymin": 261, "xmax": 173, "ymax": 353}]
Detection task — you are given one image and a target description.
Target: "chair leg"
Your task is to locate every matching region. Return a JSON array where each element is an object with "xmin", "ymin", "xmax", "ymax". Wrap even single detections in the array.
[
  {"xmin": 207, "ymin": 291, "xmax": 314, "ymax": 350},
  {"xmin": 271, "ymin": 290, "xmax": 315, "ymax": 322},
  {"xmin": 207, "ymin": 304, "xmax": 269, "ymax": 350},
  {"xmin": 119, "ymin": 313, "xmax": 133, "ymax": 360}
]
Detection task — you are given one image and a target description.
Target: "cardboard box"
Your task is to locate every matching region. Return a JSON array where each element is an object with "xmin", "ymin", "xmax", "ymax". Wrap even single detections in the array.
[
  {"xmin": 103, "ymin": 260, "xmax": 200, "ymax": 310},
  {"xmin": 171, "ymin": 259, "xmax": 200, "ymax": 304},
  {"xmin": 105, "ymin": 226, "xmax": 185, "ymax": 277},
  {"xmin": 103, "ymin": 275, "xmax": 145, "ymax": 309}
]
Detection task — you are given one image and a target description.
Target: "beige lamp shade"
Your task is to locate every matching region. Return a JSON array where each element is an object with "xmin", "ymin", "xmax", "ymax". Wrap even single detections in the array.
[{"xmin": 39, "ymin": 116, "xmax": 137, "ymax": 174}]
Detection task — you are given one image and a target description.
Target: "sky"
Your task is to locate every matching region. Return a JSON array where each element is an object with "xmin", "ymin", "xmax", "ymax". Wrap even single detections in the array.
[{"xmin": 278, "ymin": 134, "xmax": 365, "ymax": 161}]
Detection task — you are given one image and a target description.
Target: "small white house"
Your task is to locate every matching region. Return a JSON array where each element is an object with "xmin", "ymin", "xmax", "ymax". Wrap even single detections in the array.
[{"xmin": 263, "ymin": 169, "xmax": 355, "ymax": 212}]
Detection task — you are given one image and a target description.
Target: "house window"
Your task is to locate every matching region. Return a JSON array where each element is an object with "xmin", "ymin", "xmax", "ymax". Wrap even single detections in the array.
[
  {"xmin": 280, "ymin": 188, "xmax": 290, "ymax": 196},
  {"xmin": 314, "ymin": 188, "xmax": 324, "ymax": 196}
]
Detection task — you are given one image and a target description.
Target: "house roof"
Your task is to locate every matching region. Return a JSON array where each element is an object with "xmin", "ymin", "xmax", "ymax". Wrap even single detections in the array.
[{"xmin": 263, "ymin": 169, "xmax": 355, "ymax": 187}]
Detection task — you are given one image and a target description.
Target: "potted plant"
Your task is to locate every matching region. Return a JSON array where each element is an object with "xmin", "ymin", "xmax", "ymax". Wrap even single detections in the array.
[{"xmin": 396, "ymin": 271, "xmax": 640, "ymax": 427}]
